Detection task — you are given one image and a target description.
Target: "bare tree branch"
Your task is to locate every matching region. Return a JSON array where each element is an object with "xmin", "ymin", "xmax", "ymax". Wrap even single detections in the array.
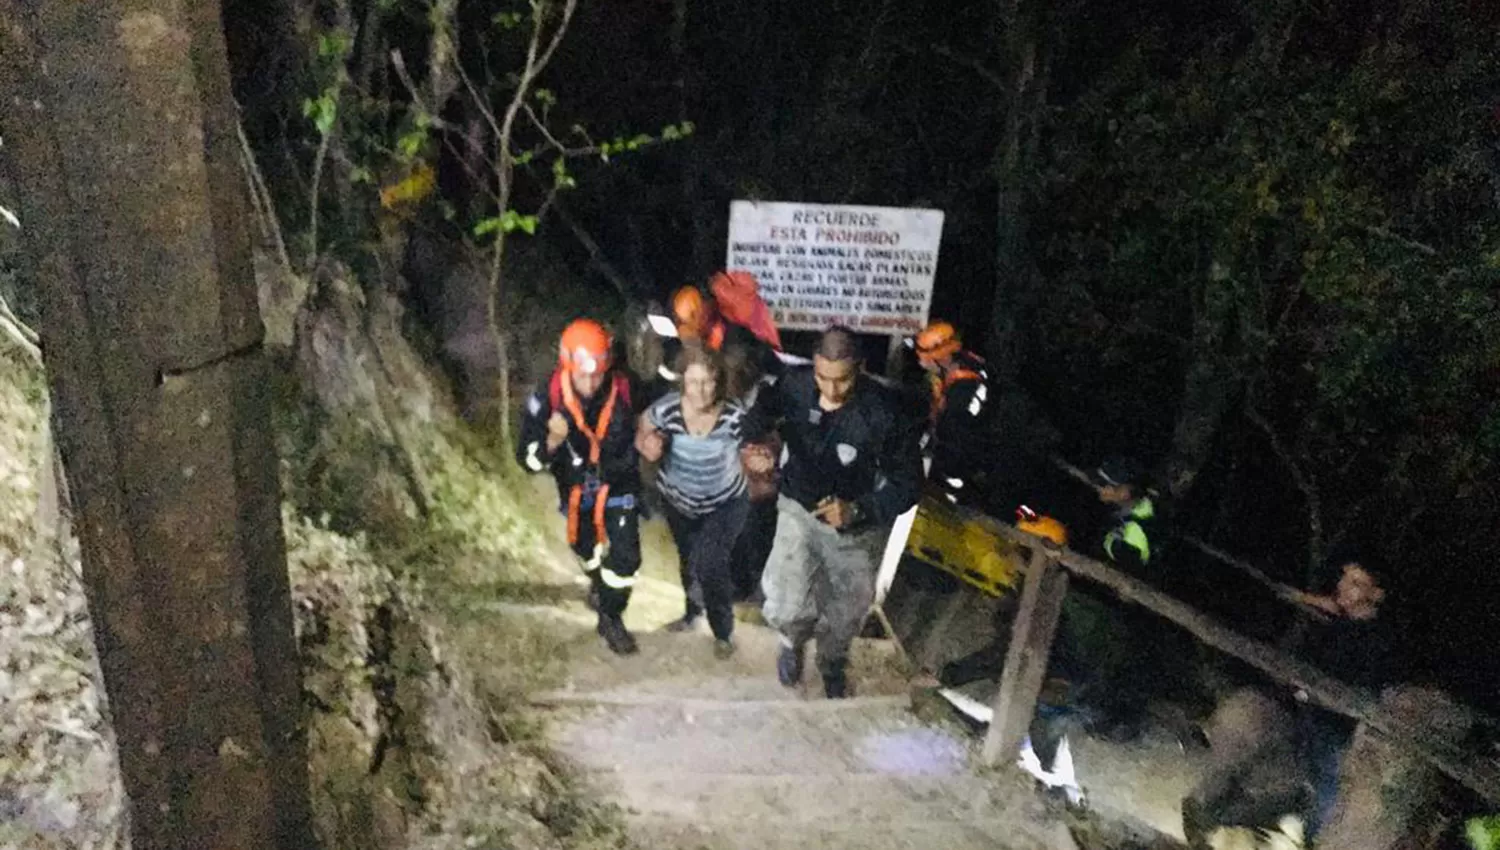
[
  {"xmin": 522, "ymin": 101, "xmax": 567, "ymax": 152},
  {"xmin": 388, "ymin": 49, "xmax": 463, "ymax": 133},
  {"xmin": 1365, "ymin": 224, "xmax": 1439, "ymax": 257},
  {"xmin": 1245, "ymin": 405, "xmax": 1325, "ymax": 579},
  {"xmin": 234, "ymin": 114, "xmax": 294, "ymax": 274},
  {"xmin": 888, "ymin": 38, "xmax": 1006, "ymax": 91},
  {"xmin": 0, "ymin": 294, "xmax": 42, "ymax": 363},
  {"xmin": 450, "ymin": 0, "xmax": 579, "ymax": 449}
]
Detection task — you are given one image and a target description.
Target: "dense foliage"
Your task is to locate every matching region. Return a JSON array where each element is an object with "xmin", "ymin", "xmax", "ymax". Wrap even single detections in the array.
[{"xmin": 227, "ymin": 0, "xmax": 1500, "ymax": 700}]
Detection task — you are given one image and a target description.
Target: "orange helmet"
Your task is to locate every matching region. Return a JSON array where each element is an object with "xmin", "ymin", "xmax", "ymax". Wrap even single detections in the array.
[
  {"xmin": 558, "ymin": 319, "xmax": 613, "ymax": 375},
  {"xmin": 915, "ymin": 321, "xmax": 962, "ymax": 365},
  {"xmin": 672, "ymin": 285, "xmax": 714, "ymax": 340},
  {"xmin": 1016, "ymin": 505, "xmax": 1069, "ymax": 547}
]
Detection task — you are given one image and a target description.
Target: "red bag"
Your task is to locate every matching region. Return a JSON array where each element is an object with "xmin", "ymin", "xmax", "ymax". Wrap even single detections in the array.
[{"xmin": 711, "ymin": 271, "xmax": 782, "ymax": 352}]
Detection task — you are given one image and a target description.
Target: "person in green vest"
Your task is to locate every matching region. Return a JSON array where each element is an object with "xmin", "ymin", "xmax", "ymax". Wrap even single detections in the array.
[
  {"xmin": 1093, "ymin": 456, "xmax": 1157, "ymax": 576},
  {"xmin": 1082, "ymin": 455, "xmax": 1163, "ymax": 742}
]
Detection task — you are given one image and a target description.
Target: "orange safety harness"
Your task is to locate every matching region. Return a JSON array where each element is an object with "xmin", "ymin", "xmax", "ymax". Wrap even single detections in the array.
[{"xmin": 550, "ymin": 370, "xmax": 629, "ymax": 548}]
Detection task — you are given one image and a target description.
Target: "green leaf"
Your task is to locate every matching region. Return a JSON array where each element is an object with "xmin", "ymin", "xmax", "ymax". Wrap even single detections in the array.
[
  {"xmin": 317, "ymin": 32, "xmax": 351, "ymax": 60},
  {"xmin": 349, "ymin": 166, "xmax": 374, "ymax": 185},
  {"xmin": 304, "ymin": 94, "xmax": 338, "ymax": 135},
  {"xmin": 475, "ymin": 210, "xmax": 540, "ymax": 239},
  {"xmin": 533, "ymin": 88, "xmax": 557, "ymax": 107},
  {"xmin": 397, "ymin": 127, "xmax": 426, "ymax": 158},
  {"xmin": 493, "ymin": 11, "xmax": 523, "ymax": 28},
  {"xmin": 1470, "ymin": 816, "xmax": 1500, "ymax": 850},
  {"xmin": 552, "ymin": 158, "xmax": 577, "ymax": 190}
]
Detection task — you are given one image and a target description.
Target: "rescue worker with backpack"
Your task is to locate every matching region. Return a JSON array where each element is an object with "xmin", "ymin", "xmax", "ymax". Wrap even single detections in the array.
[
  {"xmin": 913, "ymin": 320, "xmax": 991, "ymax": 504},
  {"xmin": 666, "ymin": 271, "xmax": 786, "ymax": 399},
  {"xmin": 912, "ymin": 320, "xmax": 1056, "ymax": 516},
  {"xmin": 517, "ymin": 319, "xmax": 644, "ymax": 655}
]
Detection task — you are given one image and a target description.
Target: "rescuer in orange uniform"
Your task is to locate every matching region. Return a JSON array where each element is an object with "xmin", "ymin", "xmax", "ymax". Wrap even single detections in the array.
[
  {"xmin": 517, "ymin": 319, "xmax": 643, "ymax": 655},
  {"xmin": 668, "ymin": 273, "xmax": 785, "ymax": 396},
  {"xmin": 913, "ymin": 320, "xmax": 998, "ymax": 506}
]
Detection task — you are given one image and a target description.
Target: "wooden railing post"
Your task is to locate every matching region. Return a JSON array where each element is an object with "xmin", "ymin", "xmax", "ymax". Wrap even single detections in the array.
[{"xmin": 982, "ymin": 546, "xmax": 1068, "ymax": 765}]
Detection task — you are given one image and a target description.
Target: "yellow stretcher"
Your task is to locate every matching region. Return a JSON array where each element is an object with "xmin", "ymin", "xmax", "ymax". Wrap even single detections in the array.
[{"xmin": 903, "ymin": 495, "xmax": 1027, "ymax": 597}]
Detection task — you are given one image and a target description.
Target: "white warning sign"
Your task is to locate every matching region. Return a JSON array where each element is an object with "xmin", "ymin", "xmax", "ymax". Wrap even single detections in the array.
[{"xmin": 725, "ymin": 200, "xmax": 944, "ymax": 335}]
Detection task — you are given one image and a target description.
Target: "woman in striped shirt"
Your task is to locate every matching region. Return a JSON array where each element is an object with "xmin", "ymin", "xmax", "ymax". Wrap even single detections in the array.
[{"xmin": 637, "ymin": 343, "xmax": 751, "ymax": 658}]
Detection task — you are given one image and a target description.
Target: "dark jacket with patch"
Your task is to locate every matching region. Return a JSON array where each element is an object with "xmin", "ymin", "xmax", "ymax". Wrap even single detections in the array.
[{"xmin": 747, "ymin": 367, "xmax": 921, "ymax": 527}]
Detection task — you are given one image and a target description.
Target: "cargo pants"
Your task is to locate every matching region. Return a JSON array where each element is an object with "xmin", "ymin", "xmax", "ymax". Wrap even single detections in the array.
[{"xmin": 760, "ymin": 496, "xmax": 890, "ymax": 676}]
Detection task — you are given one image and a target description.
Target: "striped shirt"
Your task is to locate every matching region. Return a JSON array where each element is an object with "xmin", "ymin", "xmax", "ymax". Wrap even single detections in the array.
[{"xmin": 648, "ymin": 394, "xmax": 748, "ymax": 517}]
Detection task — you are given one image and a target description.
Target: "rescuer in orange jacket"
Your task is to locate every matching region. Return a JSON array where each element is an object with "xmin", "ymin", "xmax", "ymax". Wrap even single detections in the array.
[
  {"xmin": 666, "ymin": 273, "xmax": 785, "ymax": 397},
  {"xmin": 517, "ymin": 319, "xmax": 643, "ymax": 655},
  {"xmin": 914, "ymin": 320, "xmax": 998, "ymax": 506}
]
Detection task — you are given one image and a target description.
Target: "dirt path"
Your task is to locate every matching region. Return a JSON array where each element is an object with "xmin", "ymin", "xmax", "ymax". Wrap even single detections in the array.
[{"xmin": 512, "ymin": 478, "xmax": 1195, "ymax": 850}]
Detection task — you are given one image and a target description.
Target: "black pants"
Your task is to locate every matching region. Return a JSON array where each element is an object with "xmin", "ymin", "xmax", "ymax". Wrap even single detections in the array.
[
  {"xmin": 664, "ymin": 495, "xmax": 750, "ymax": 640},
  {"xmin": 570, "ymin": 502, "xmax": 641, "ymax": 617},
  {"xmin": 730, "ymin": 496, "xmax": 778, "ymax": 600}
]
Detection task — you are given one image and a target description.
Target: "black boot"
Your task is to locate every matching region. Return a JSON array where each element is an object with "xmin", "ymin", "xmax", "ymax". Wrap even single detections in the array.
[
  {"xmin": 821, "ymin": 659, "xmax": 850, "ymax": 699},
  {"xmin": 597, "ymin": 614, "xmax": 638, "ymax": 656},
  {"xmin": 776, "ymin": 643, "xmax": 805, "ymax": 687}
]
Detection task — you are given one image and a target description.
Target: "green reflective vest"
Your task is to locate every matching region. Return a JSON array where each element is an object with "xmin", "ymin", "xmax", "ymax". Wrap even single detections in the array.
[{"xmin": 1104, "ymin": 497, "xmax": 1155, "ymax": 565}]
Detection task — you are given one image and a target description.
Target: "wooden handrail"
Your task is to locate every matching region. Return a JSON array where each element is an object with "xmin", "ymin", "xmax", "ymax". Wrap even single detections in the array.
[{"xmin": 982, "ymin": 521, "xmax": 1500, "ymax": 803}]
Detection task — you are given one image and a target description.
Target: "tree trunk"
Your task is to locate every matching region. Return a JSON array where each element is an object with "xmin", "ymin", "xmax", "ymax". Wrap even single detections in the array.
[
  {"xmin": 1165, "ymin": 261, "xmax": 1239, "ymax": 499},
  {"xmin": 987, "ymin": 0, "xmax": 1047, "ymax": 379},
  {"xmin": 673, "ymin": 0, "xmax": 712, "ymax": 281},
  {"xmin": 0, "ymin": 4, "xmax": 316, "ymax": 848}
]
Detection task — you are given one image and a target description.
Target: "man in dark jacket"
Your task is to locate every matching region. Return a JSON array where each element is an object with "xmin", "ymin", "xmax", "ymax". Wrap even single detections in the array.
[
  {"xmin": 747, "ymin": 326, "xmax": 923, "ymax": 698},
  {"xmin": 1181, "ymin": 554, "xmax": 1401, "ymax": 847},
  {"xmin": 1284, "ymin": 556, "xmax": 1400, "ymax": 839},
  {"xmin": 517, "ymin": 319, "xmax": 643, "ymax": 656}
]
